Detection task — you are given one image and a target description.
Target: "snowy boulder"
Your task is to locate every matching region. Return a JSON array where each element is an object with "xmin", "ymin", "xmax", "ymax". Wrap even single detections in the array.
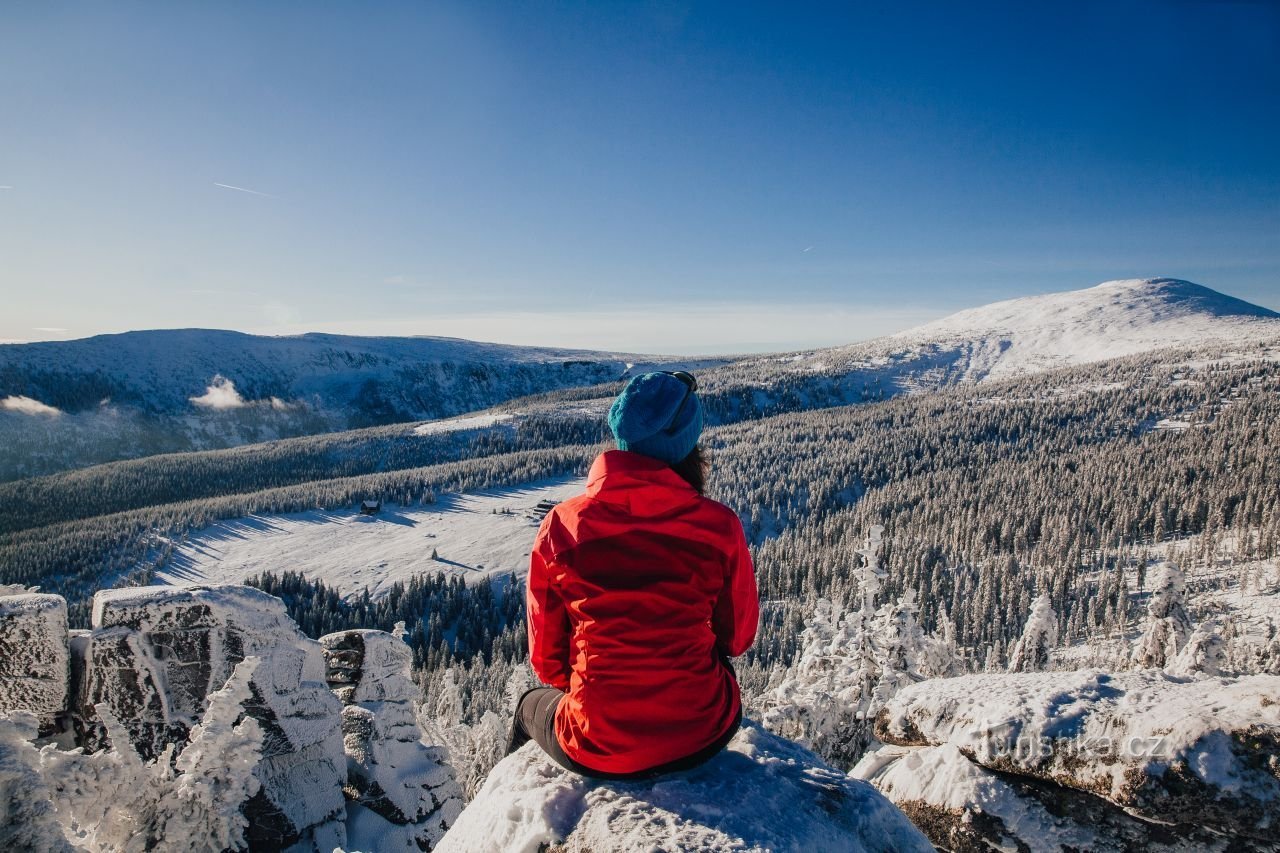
[
  {"xmin": 852, "ymin": 743, "xmax": 1252, "ymax": 852},
  {"xmin": 321, "ymin": 630, "xmax": 464, "ymax": 851},
  {"xmin": 874, "ymin": 670, "xmax": 1280, "ymax": 843},
  {"xmin": 435, "ymin": 720, "xmax": 932, "ymax": 853},
  {"xmin": 0, "ymin": 593, "xmax": 70, "ymax": 734},
  {"xmin": 79, "ymin": 585, "xmax": 346, "ymax": 850}
]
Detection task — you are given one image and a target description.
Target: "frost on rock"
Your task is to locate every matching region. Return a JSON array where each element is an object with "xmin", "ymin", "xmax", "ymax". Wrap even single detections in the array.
[
  {"xmin": 434, "ymin": 720, "xmax": 932, "ymax": 853},
  {"xmin": 873, "ymin": 670, "xmax": 1280, "ymax": 844},
  {"xmin": 78, "ymin": 585, "xmax": 346, "ymax": 850},
  {"xmin": 321, "ymin": 630, "xmax": 463, "ymax": 851},
  {"xmin": 852, "ymin": 742, "xmax": 1250, "ymax": 852},
  {"xmin": 0, "ymin": 593, "xmax": 70, "ymax": 734}
]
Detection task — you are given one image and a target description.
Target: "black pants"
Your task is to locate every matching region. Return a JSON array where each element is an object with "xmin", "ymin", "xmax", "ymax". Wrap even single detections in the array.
[{"xmin": 507, "ymin": 678, "xmax": 742, "ymax": 781}]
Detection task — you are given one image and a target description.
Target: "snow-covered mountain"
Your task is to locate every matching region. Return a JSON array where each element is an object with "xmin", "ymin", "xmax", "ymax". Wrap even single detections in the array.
[
  {"xmin": 3, "ymin": 278, "xmax": 1275, "ymax": 481},
  {"xmin": 0, "ymin": 329, "xmax": 706, "ymax": 480},
  {"xmin": 718, "ymin": 278, "xmax": 1280, "ymax": 397},
  {"xmin": 890, "ymin": 277, "xmax": 1280, "ymax": 380},
  {"xmin": 0, "ymin": 328, "xmax": 669, "ymax": 416}
]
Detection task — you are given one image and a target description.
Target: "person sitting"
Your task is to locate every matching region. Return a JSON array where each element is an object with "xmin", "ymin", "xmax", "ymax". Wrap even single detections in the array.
[{"xmin": 509, "ymin": 371, "xmax": 759, "ymax": 778}]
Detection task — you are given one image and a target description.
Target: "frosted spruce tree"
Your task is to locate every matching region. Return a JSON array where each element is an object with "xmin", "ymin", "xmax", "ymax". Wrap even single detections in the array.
[
  {"xmin": 1131, "ymin": 563, "xmax": 1193, "ymax": 669},
  {"xmin": 1167, "ymin": 621, "xmax": 1228, "ymax": 678},
  {"xmin": 761, "ymin": 597, "xmax": 879, "ymax": 769},
  {"xmin": 762, "ymin": 525, "xmax": 956, "ymax": 769},
  {"xmin": 762, "ymin": 527, "xmax": 885, "ymax": 768},
  {"xmin": 1006, "ymin": 592, "xmax": 1059, "ymax": 673}
]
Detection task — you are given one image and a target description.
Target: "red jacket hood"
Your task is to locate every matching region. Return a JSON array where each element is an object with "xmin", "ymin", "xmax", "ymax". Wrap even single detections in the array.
[{"xmin": 584, "ymin": 450, "xmax": 700, "ymax": 517}]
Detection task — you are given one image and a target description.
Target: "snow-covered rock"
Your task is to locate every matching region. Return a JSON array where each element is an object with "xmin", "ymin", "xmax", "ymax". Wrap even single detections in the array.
[
  {"xmin": 0, "ymin": 711, "xmax": 74, "ymax": 853},
  {"xmin": 874, "ymin": 670, "xmax": 1280, "ymax": 843},
  {"xmin": 435, "ymin": 720, "xmax": 932, "ymax": 853},
  {"xmin": 0, "ymin": 592, "xmax": 70, "ymax": 734},
  {"xmin": 852, "ymin": 742, "xmax": 1253, "ymax": 852},
  {"xmin": 78, "ymin": 585, "xmax": 346, "ymax": 850},
  {"xmin": 321, "ymin": 630, "xmax": 463, "ymax": 851}
]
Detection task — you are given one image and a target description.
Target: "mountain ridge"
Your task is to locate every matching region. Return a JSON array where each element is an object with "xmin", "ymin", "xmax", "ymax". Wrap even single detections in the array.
[
  {"xmin": 738, "ymin": 277, "xmax": 1280, "ymax": 389},
  {"xmin": 3, "ymin": 277, "xmax": 1276, "ymax": 480}
]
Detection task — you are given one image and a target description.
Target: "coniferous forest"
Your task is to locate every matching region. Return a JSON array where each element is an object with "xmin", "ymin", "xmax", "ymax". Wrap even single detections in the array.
[{"xmin": 7, "ymin": 339, "xmax": 1275, "ymax": 779}]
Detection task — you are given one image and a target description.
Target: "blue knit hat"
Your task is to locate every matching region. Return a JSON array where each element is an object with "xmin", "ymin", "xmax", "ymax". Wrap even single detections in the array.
[{"xmin": 608, "ymin": 372, "xmax": 703, "ymax": 464}]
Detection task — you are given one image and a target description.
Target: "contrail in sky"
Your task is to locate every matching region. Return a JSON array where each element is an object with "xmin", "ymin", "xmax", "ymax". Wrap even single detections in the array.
[
  {"xmin": 802, "ymin": 246, "xmax": 814, "ymax": 253},
  {"xmin": 0, "ymin": 185, "xmax": 13, "ymax": 190},
  {"xmin": 214, "ymin": 182, "xmax": 276, "ymax": 198}
]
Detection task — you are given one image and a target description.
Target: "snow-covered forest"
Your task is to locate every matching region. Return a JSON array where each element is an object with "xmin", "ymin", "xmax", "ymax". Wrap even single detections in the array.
[{"xmin": 3, "ymin": 280, "xmax": 1280, "ymax": 850}]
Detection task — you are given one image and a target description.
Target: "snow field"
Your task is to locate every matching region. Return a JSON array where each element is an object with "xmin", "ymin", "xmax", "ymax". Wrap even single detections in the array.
[{"xmin": 157, "ymin": 478, "xmax": 586, "ymax": 597}]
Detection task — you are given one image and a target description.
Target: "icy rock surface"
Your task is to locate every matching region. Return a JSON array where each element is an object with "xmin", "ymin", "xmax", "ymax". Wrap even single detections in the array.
[
  {"xmin": 0, "ymin": 593, "xmax": 69, "ymax": 733},
  {"xmin": 321, "ymin": 630, "xmax": 463, "ymax": 851},
  {"xmin": 435, "ymin": 720, "xmax": 932, "ymax": 853},
  {"xmin": 80, "ymin": 585, "xmax": 345, "ymax": 850},
  {"xmin": 874, "ymin": 669, "xmax": 1280, "ymax": 843},
  {"xmin": 852, "ymin": 743, "xmax": 1259, "ymax": 852}
]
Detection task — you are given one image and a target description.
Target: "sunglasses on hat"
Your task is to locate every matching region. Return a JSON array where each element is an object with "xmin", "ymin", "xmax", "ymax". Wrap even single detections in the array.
[{"xmin": 661, "ymin": 371, "xmax": 697, "ymax": 435}]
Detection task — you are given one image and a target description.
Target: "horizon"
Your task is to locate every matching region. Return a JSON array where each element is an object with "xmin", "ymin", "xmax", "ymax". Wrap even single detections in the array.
[
  {"xmin": 2, "ymin": 274, "xmax": 1278, "ymax": 356},
  {"xmin": 3, "ymin": 3, "xmax": 1278, "ymax": 351}
]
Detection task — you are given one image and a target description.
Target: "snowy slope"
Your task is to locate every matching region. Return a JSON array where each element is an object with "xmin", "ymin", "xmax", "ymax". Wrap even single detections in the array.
[
  {"xmin": 157, "ymin": 479, "xmax": 585, "ymax": 597},
  {"xmin": 890, "ymin": 278, "xmax": 1280, "ymax": 380},
  {"xmin": 715, "ymin": 278, "xmax": 1280, "ymax": 397}
]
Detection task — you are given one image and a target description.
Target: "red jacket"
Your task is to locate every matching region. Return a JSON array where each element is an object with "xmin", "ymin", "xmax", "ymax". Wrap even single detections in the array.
[{"xmin": 527, "ymin": 450, "xmax": 759, "ymax": 774}]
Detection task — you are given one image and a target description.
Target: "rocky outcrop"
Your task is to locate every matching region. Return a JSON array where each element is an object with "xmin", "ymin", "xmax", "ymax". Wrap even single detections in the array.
[
  {"xmin": 436, "ymin": 720, "xmax": 933, "ymax": 853},
  {"xmin": 0, "ymin": 592, "xmax": 69, "ymax": 735},
  {"xmin": 77, "ymin": 586, "xmax": 348, "ymax": 850},
  {"xmin": 866, "ymin": 670, "xmax": 1280, "ymax": 850},
  {"xmin": 321, "ymin": 629, "xmax": 463, "ymax": 851},
  {"xmin": 853, "ymin": 743, "xmax": 1258, "ymax": 852},
  {"xmin": 0, "ymin": 584, "xmax": 471, "ymax": 852}
]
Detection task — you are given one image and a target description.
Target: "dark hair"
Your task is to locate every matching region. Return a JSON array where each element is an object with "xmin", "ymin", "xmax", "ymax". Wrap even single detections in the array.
[{"xmin": 671, "ymin": 445, "xmax": 709, "ymax": 494}]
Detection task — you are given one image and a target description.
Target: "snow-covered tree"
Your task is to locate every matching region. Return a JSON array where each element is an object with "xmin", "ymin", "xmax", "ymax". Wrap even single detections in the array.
[
  {"xmin": 1007, "ymin": 593, "xmax": 1059, "ymax": 673},
  {"xmin": 151, "ymin": 658, "xmax": 264, "ymax": 850},
  {"xmin": 761, "ymin": 598, "xmax": 880, "ymax": 769},
  {"xmin": 1131, "ymin": 563, "xmax": 1193, "ymax": 669},
  {"xmin": 1260, "ymin": 620, "xmax": 1280, "ymax": 676},
  {"xmin": 761, "ymin": 527, "xmax": 965, "ymax": 769},
  {"xmin": 420, "ymin": 666, "xmax": 535, "ymax": 801},
  {"xmin": 1167, "ymin": 621, "xmax": 1228, "ymax": 678}
]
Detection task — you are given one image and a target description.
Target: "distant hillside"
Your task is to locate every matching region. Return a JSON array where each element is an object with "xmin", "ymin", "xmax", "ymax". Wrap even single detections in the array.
[
  {"xmin": 2, "ymin": 278, "xmax": 1275, "ymax": 481},
  {"xmin": 707, "ymin": 277, "xmax": 1277, "ymax": 395},
  {"xmin": 0, "ymin": 329, "xmax": 704, "ymax": 480},
  {"xmin": 889, "ymin": 277, "xmax": 1280, "ymax": 380}
]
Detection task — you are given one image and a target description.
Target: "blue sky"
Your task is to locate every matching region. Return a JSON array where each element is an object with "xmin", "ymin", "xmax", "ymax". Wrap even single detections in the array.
[{"xmin": 2, "ymin": 1, "xmax": 1277, "ymax": 353}]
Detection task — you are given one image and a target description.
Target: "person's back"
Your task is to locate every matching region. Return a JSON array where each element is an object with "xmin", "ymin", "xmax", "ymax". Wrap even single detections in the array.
[{"xmin": 512, "ymin": 371, "xmax": 759, "ymax": 778}]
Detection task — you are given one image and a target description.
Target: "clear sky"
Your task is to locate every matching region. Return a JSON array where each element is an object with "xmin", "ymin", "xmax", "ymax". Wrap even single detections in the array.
[{"xmin": 2, "ymin": 1, "xmax": 1277, "ymax": 354}]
